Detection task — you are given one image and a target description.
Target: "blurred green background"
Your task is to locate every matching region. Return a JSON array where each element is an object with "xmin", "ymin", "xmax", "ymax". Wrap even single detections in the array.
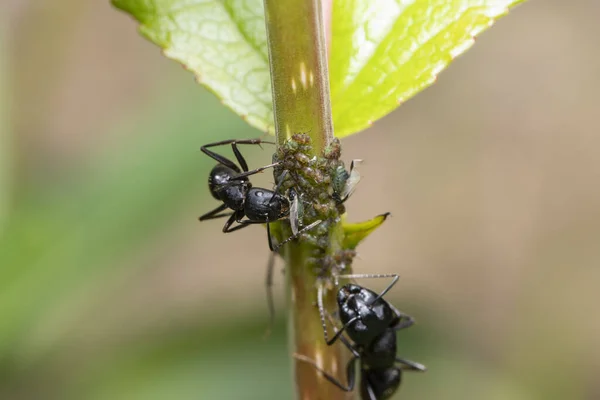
[{"xmin": 1, "ymin": 1, "xmax": 599, "ymax": 399}]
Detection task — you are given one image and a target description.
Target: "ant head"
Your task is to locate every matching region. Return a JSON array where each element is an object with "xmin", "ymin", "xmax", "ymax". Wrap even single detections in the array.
[
  {"xmin": 276, "ymin": 193, "xmax": 291, "ymax": 218},
  {"xmin": 337, "ymin": 283, "xmax": 384, "ymax": 324},
  {"xmin": 362, "ymin": 368, "xmax": 401, "ymax": 400},
  {"xmin": 266, "ymin": 191, "xmax": 291, "ymax": 219},
  {"xmin": 337, "ymin": 283, "xmax": 363, "ymax": 306}
]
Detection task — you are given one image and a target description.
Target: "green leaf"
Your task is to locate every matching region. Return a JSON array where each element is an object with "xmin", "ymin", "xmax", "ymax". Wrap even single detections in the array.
[
  {"xmin": 342, "ymin": 212, "xmax": 389, "ymax": 250},
  {"xmin": 330, "ymin": 0, "xmax": 525, "ymax": 137},
  {"xmin": 112, "ymin": 0, "xmax": 524, "ymax": 137},
  {"xmin": 112, "ymin": 0, "xmax": 274, "ymax": 133}
]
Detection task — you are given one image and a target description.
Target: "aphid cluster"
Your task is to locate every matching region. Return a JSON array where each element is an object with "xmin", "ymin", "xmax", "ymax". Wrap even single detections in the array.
[
  {"xmin": 270, "ymin": 134, "xmax": 361, "ymax": 261},
  {"xmin": 198, "ymin": 135, "xmax": 425, "ymax": 399},
  {"xmin": 273, "ymin": 134, "xmax": 360, "ymax": 221}
]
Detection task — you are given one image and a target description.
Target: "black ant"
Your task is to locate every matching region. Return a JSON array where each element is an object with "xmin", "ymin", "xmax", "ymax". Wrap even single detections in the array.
[
  {"xmin": 295, "ymin": 274, "xmax": 426, "ymax": 400},
  {"xmin": 199, "ymin": 138, "xmax": 319, "ymax": 251}
]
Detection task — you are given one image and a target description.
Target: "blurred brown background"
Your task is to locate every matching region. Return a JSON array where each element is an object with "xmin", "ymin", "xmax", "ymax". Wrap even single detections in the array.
[{"xmin": 1, "ymin": 1, "xmax": 599, "ymax": 399}]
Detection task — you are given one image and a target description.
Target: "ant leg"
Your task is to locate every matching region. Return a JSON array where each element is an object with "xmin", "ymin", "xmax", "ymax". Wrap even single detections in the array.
[
  {"xmin": 322, "ymin": 309, "xmax": 361, "ymax": 358},
  {"xmin": 228, "ymin": 219, "xmax": 275, "ymax": 235},
  {"xmin": 336, "ymin": 273, "xmax": 399, "ymax": 304},
  {"xmin": 201, "ymin": 138, "xmax": 275, "ymax": 172},
  {"xmin": 230, "ymin": 139, "xmax": 275, "ymax": 172},
  {"xmin": 199, "ymin": 203, "xmax": 232, "ymax": 221},
  {"xmin": 389, "ymin": 310, "xmax": 415, "ymax": 331},
  {"xmin": 264, "ymin": 252, "xmax": 276, "ymax": 336},
  {"xmin": 233, "ymin": 162, "xmax": 280, "ymax": 180},
  {"xmin": 293, "ymin": 353, "xmax": 358, "ymax": 393},
  {"xmin": 266, "ymin": 220, "xmax": 275, "ymax": 252},
  {"xmin": 222, "ymin": 213, "xmax": 254, "ymax": 233},
  {"xmin": 395, "ymin": 357, "xmax": 427, "ymax": 372},
  {"xmin": 365, "ymin": 384, "xmax": 378, "ymax": 400},
  {"xmin": 222, "ymin": 213, "xmax": 238, "ymax": 232},
  {"xmin": 201, "ymin": 141, "xmax": 242, "ymax": 172},
  {"xmin": 334, "ymin": 327, "xmax": 361, "ymax": 358},
  {"xmin": 231, "ymin": 142, "xmax": 250, "ymax": 172},
  {"xmin": 272, "ymin": 220, "xmax": 321, "ymax": 253},
  {"xmin": 383, "ymin": 297, "xmax": 417, "ymax": 331}
]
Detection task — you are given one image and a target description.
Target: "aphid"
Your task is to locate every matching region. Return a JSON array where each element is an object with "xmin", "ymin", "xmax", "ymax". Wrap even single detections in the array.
[
  {"xmin": 332, "ymin": 159, "xmax": 363, "ymax": 204},
  {"xmin": 295, "ymin": 274, "xmax": 426, "ymax": 400},
  {"xmin": 199, "ymin": 138, "xmax": 318, "ymax": 251}
]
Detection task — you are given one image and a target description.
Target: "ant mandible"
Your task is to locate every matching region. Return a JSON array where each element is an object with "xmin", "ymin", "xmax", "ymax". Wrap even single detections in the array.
[
  {"xmin": 295, "ymin": 274, "xmax": 426, "ymax": 400},
  {"xmin": 199, "ymin": 138, "xmax": 319, "ymax": 252}
]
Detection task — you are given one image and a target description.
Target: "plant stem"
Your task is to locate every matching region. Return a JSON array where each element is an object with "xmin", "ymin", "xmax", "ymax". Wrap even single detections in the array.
[
  {"xmin": 264, "ymin": 0, "xmax": 333, "ymax": 153},
  {"xmin": 263, "ymin": 1, "xmax": 353, "ymax": 399}
]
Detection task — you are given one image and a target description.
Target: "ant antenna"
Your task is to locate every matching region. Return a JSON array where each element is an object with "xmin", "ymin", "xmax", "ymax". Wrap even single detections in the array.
[
  {"xmin": 272, "ymin": 219, "xmax": 321, "ymax": 253},
  {"xmin": 317, "ymin": 284, "xmax": 329, "ymax": 342},
  {"xmin": 337, "ymin": 273, "xmax": 400, "ymax": 305},
  {"xmin": 233, "ymin": 161, "xmax": 281, "ymax": 180}
]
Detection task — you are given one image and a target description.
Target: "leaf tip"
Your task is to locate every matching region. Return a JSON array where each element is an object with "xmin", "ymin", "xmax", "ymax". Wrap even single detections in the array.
[{"xmin": 342, "ymin": 212, "xmax": 390, "ymax": 250}]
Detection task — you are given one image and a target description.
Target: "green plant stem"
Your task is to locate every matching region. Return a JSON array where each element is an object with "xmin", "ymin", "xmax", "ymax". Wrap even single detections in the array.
[
  {"xmin": 264, "ymin": 0, "xmax": 333, "ymax": 153},
  {"xmin": 263, "ymin": 1, "xmax": 352, "ymax": 399}
]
